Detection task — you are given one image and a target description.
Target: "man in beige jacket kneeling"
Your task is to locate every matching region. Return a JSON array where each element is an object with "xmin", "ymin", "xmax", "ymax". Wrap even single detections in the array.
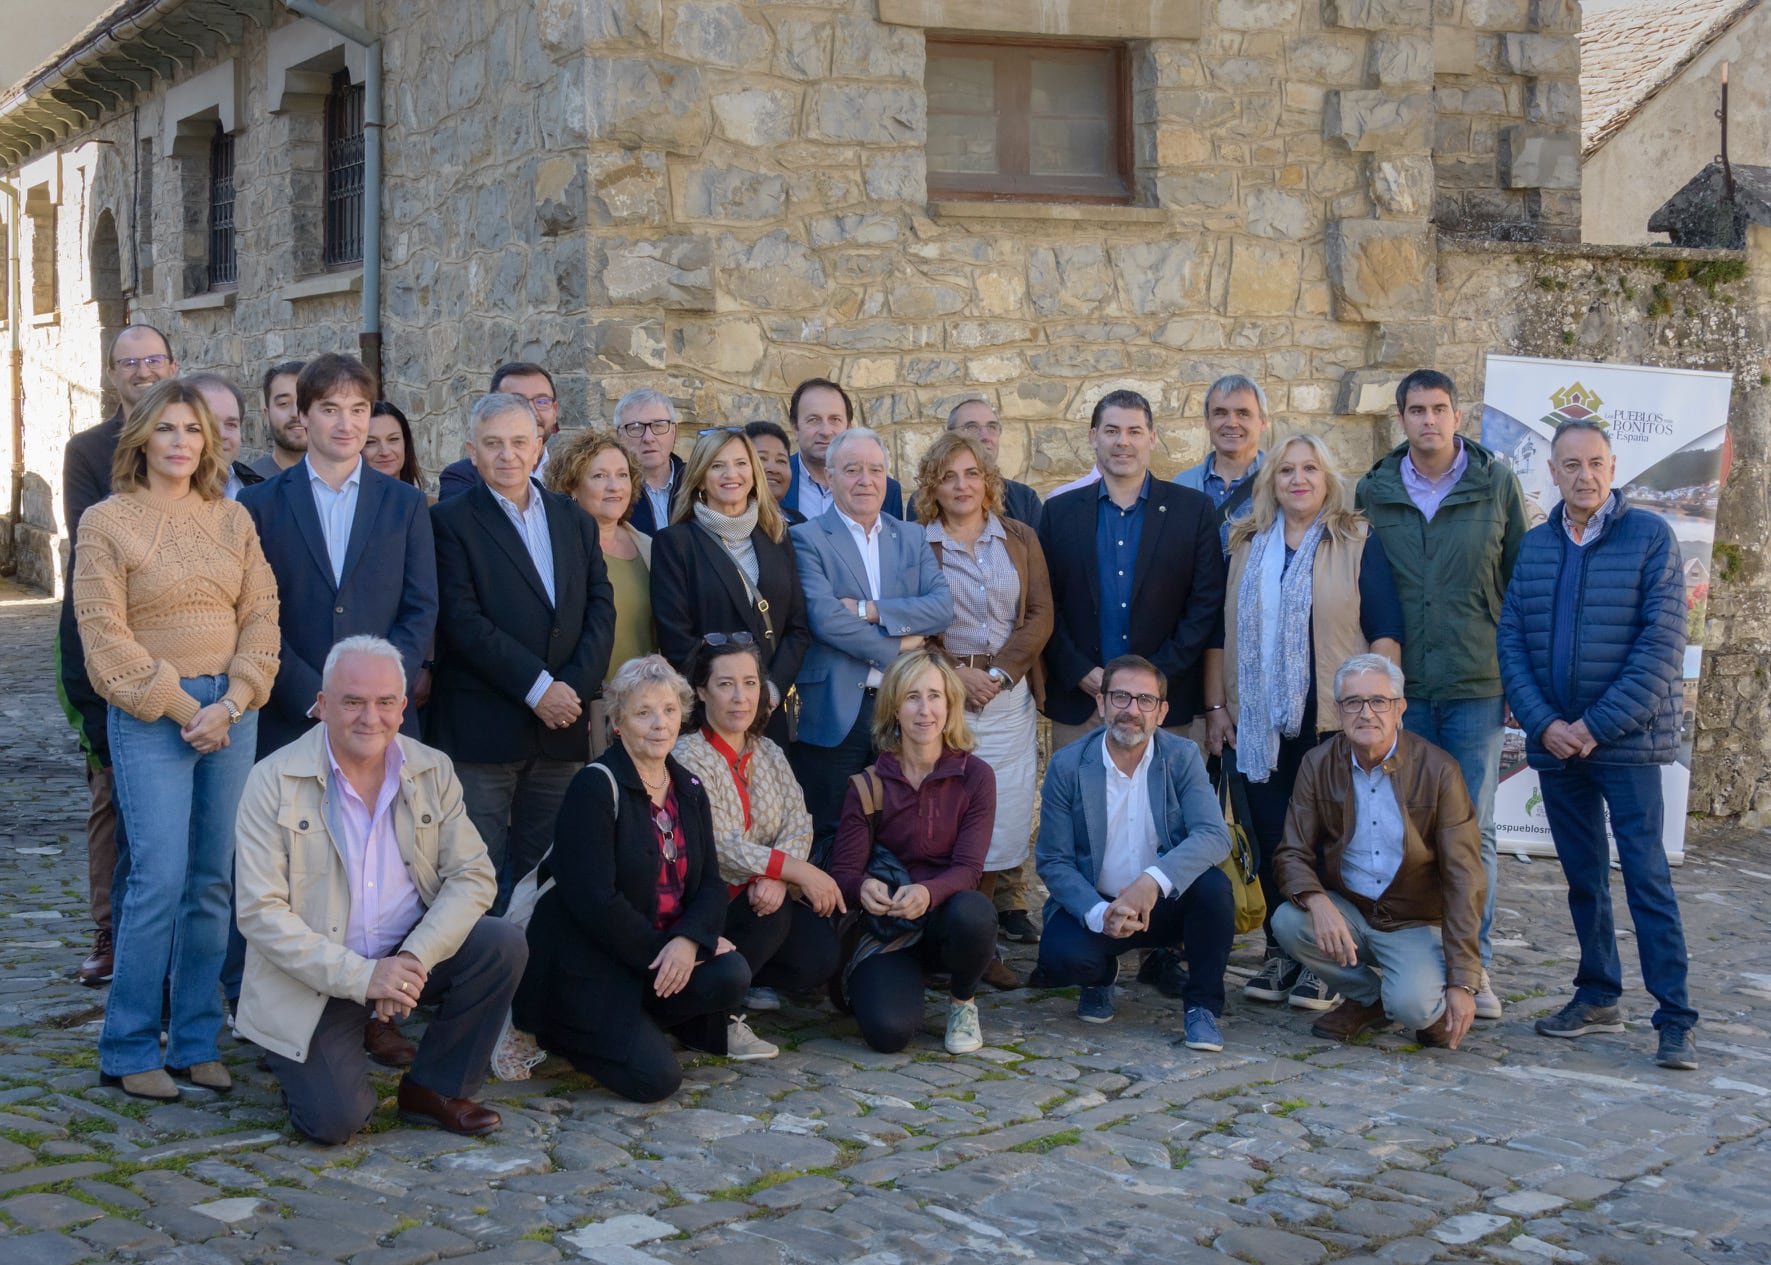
[{"xmin": 235, "ymin": 635, "xmax": 527, "ymax": 1144}]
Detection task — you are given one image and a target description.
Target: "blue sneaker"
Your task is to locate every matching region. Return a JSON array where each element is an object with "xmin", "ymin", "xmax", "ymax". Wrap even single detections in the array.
[
  {"xmin": 1183, "ymin": 1007, "xmax": 1224, "ymax": 1052},
  {"xmin": 1077, "ymin": 984, "xmax": 1114, "ymax": 1024}
]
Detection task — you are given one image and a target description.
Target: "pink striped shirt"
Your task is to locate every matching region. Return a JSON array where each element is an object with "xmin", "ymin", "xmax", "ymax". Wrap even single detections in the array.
[{"xmin": 324, "ymin": 735, "xmax": 425, "ymax": 960}]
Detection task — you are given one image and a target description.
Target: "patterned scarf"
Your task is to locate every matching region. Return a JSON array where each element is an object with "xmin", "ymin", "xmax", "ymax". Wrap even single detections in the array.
[
  {"xmin": 1235, "ymin": 513, "xmax": 1327, "ymax": 783},
  {"xmin": 693, "ymin": 500, "xmax": 761, "ymax": 585}
]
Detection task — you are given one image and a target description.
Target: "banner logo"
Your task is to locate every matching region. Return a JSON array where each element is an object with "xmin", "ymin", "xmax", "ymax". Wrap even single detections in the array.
[{"xmin": 1539, "ymin": 381, "xmax": 1605, "ymax": 433}]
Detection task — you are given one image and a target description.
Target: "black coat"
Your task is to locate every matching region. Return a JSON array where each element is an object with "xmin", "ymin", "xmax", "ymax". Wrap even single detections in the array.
[
  {"xmin": 427, "ymin": 482, "xmax": 615, "ymax": 764},
  {"xmin": 512, "ymin": 743, "xmax": 726, "ymax": 1059},
  {"xmin": 1037, "ymin": 477, "xmax": 1226, "ymax": 726},
  {"xmin": 649, "ymin": 519, "xmax": 812, "ymax": 712}
]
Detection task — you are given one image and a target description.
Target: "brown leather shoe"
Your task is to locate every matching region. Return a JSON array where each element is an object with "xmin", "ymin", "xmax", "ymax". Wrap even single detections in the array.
[
  {"xmin": 1416, "ymin": 1012, "xmax": 1454, "ymax": 1048},
  {"xmin": 364, "ymin": 1017, "xmax": 418, "ymax": 1068},
  {"xmin": 78, "ymin": 929, "xmax": 114, "ymax": 986},
  {"xmin": 980, "ymin": 953, "xmax": 1020, "ymax": 991},
  {"xmin": 396, "ymin": 1076, "xmax": 501, "ymax": 1136},
  {"xmin": 1309, "ymin": 997, "xmax": 1391, "ymax": 1042}
]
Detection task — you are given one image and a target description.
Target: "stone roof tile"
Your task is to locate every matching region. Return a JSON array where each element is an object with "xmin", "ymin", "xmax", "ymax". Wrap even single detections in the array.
[{"xmin": 1579, "ymin": 0, "xmax": 1761, "ymax": 155}]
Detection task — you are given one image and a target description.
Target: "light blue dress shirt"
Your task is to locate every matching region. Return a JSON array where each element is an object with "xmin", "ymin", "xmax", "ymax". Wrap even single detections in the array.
[
  {"xmin": 306, "ymin": 456, "xmax": 363, "ymax": 587},
  {"xmin": 1343, "ymin": 737, "xmax": 1407, "ymax": 899}
]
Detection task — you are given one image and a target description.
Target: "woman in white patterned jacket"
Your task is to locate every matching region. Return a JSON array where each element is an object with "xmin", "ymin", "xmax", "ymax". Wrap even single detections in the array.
[{"xmin": 672, "ymin": 634, "xmax": 847, "ymax": 1054}]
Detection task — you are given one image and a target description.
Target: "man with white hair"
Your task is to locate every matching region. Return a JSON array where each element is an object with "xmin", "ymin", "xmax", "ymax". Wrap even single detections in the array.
[
  {"xmin": 1269, "ymin": 653, "xmax": 1484, "ymax": 1051},
  {"xmin": 612, "ymin": 387, "xmax": 685, "ymax": 534},
  {"xmin": 234, "ymin": 636, "xmax": 526, "ymax": 1145},
  {"xmin": 788, "ymin": 426, "xmax": 953, "ymax": 854}
]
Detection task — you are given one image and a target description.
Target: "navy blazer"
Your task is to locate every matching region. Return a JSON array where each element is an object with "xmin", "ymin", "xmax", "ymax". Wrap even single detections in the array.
[
  {"xmin": 1035, "ymin": 727, "xmax": 1229, "ymax": 929},
  {"xmin": 629, "ymin": 453, "xmax": 687, "ymax": 536},
  {"xmin": 437, "ymin": 457, "xmax": 480, "ymax": 501},
  {"xmin": 240, "ymin": 461, "xmax": 438, "ymax": 756},
  {"xmin": 786, "ymin": 453, "xmax": 903, "ymax": 521}
]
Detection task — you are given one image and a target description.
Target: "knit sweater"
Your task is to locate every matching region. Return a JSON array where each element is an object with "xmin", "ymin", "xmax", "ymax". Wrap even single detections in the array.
[
  {"xmin": 671, "ymin": 730, "xmax": 814, "ymax": 887},
  {"xmin": 73, "ymin": 490, "xmax": 281, "ymax": 726}
]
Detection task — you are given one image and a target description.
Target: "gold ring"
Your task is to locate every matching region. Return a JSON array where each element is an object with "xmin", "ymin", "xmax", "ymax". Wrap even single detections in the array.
[{"xmin": 399, "ymin": 982, "xmax": 408, "ymax": 993}]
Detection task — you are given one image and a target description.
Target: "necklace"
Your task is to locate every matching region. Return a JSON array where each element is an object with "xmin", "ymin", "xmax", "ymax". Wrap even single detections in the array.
[{"xmin": 639, "ymin": 770, "xmax": 669, "ymax": 795}]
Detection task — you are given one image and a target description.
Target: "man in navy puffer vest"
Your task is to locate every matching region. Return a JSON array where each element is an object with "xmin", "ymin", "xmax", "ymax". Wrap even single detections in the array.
[{"xmin": 1497, "ymin": 417, "xmax": 1698, "ymax": 1072}]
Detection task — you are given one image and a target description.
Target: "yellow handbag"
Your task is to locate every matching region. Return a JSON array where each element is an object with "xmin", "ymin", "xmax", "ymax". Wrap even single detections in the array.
[{"xmin": 1217, "ymin": 766, "xmax": 1267, "ymax": 935}]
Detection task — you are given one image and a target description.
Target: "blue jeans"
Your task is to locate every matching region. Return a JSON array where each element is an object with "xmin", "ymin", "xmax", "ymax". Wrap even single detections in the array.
[
  {"xmin": 1539, "ymin": 761, "xmax": 1697, "ymax": 1031},
  {"xmin": 1272, "ymin": 894, "xmax": 1448, "ymax": 1030},
  {"xmin": 102, "ymin": 677, "xmax": 258, "ymax": 1076},
  {"xmin": 1403, "ymin": 695, "xmax": 1503, "ymax": 967}
]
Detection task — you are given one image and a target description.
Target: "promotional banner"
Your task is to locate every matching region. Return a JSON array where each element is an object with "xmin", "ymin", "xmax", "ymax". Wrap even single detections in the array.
[{"xmin": 1481, "ymin": 354, "xmax": 1734, "ymax": 863}]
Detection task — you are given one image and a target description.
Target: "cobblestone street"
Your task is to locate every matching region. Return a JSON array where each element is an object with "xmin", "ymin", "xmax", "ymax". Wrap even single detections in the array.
[{"xmin": 2, "ymin": 579, "xmax": 1770, "ymax": 1265}]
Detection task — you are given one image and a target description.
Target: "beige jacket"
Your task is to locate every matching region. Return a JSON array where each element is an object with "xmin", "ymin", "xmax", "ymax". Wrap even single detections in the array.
[{"xmin": 233, "ymin": 725, "xmax": 496, "ymax": 1061}]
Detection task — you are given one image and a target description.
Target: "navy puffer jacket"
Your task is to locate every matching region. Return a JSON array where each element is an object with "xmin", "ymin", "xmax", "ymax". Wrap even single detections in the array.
[{"xmin": 1497, "ymin": 493, "xmax": 1686, "ymax": 769}]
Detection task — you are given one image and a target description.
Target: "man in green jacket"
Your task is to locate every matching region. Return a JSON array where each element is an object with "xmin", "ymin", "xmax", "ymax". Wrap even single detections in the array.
[{"xmin": 1355, "ymin": 370, "xmax": 1528, "ymax": 1023}]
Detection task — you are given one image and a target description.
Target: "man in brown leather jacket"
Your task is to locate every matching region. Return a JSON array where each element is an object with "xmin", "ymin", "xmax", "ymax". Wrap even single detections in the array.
[{"xmin": 1270, "ymin": 653, "xmax": 1484, "ymax": 1049}]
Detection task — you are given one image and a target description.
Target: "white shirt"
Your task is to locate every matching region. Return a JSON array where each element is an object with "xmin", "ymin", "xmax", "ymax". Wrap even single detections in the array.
[
  {"xmin": 1087, "ymin": 737, "xmax": 1176, "ymax": 933},
  {"xmin": 306, "ymin": 456, "xmax": 363, "ymax": 586},
  {"xmin": 797, "ymin": 456, "xmax": 836, "ymax": 519},
  {"xmin": 489, "ymin": 484, "xmax": 559, "ymax": 708},
  {"xmin": 224, "ymin": 469, "xmax": 244, "ymax": 501},
  {"xmin": 836, "ymin": 507, "xmax": 885, "ymax": 687},
  {"xmin": 1049, "ymin": 466, "xmax": 1103, "ymax": 499}
]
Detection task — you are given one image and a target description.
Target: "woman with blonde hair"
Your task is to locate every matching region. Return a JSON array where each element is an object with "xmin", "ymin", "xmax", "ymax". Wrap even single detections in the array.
[
  {"xmin": 1201, "ymin": 433, "xmax": 1403, "ymax": 1011},
  {"xmin": 827, "ymin": 649, "xmax": 997, "ymax": 1055},
  {"xmin": 73, "ymin": 378, "xmax": 280, "ymax": 1100},
  {"xmin": 545, "ymin": 428, "xmax": 655, "ymax": 756},
  {"xmin": 912, "ymin": 431, "xmax": 1052, "ymax": 988},
  {"xmin": 650, "ymin": 426, "xmax": 811, "ymax": 747}
]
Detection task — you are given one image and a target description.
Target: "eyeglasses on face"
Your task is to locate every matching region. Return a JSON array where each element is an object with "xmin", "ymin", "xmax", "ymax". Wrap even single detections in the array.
[
  {"xmin": 1106, "ymin": 689, "xmax": 1162, "ymax": 713},
  {"xmin": 114, "ymin": 354, "xmax": 170, "ymax": 371},
  {"xmin": 701, "ymin": 632, "xmax": 756, "ymax": 648},
  {"xmin": 619, "ymin": 418, "xmax": 675, "ymax": 438},
  {"xmin": 522, "ymin": 395, "xmax": 556, "ymax": 410},
  {"xmin": 1336, "ymin": 695, "xmax": 1399, "ymax": 716}
]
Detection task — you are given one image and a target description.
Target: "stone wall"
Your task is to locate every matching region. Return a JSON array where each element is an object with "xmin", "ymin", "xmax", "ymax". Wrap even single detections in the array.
[{"xmin": 1436, "ymin": 229, "xmax": 1771, "ymax": 823}]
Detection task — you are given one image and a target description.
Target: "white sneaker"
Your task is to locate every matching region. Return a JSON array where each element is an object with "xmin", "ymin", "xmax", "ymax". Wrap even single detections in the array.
[
  {"xmin": 945, "ymin": 999, "xmax": 983, "ymax": 1054},
  {"xmin": 726, "ymin": 1015, "xmax": 779, "ymax": 1061},
  {"xmin": 490, "ymin": 1016, "xmax": 547, "ymax": 1081},
  {"xmin": 1473, "ymin": 970, "xmax": 1504, "ymax": 1021},
  {"xmin": 744, "ymin": 986, "xmax": 781, "ymax": 1012}
]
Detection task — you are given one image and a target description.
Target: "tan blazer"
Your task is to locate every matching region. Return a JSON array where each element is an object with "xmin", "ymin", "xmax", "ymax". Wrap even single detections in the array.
[{"xmin": 233, "ymin": 725, "xmax": 496, "ymax": 1062}]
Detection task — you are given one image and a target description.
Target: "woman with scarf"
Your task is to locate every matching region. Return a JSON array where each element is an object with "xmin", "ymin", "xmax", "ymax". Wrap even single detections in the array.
[
  {"xmin": 1202, "ymin": 433, "xmax": 1403, "ymax": 1012},
  {"xmin": 650, "ymin": 428, "xmax": 812, "ymax": 749}
]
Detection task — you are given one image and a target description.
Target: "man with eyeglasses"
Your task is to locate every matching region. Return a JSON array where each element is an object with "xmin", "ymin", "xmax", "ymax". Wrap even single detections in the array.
[
  {"xmin": 438, "ymin": 363, "xmax": 563, "ymax": 500},
  {"xmin": 942, "ymin": 399, "xmax": 1041, "ymax": 531},
  {"xmin": 610, "ymin": 387, "xmax": 685, "ymax": 534},
  {"xmin": 1032, "ymin": 655, "xmax": 1233, "ymax": 1048},
  {"xmin": 58, "ymin": 323, "xmax": 179, "ymax": 987},
  {"xmin": 1270, "ymin": 653, "xmax": 1483, "ymax": 1051}
]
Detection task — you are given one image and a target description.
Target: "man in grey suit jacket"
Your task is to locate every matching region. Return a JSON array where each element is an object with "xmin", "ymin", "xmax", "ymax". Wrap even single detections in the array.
[
  {"xmin": 788, "ymin": 427, "xmax": 953, "ymax": 857},
  {"xmin": 1035, "ymin": 655, "xmax": 1234, "ymax": 1047}
]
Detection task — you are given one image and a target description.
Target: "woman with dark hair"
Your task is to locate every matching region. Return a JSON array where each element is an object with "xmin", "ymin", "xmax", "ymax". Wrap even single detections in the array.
[
  {"xmin": 743, "ymin": 420, "xmax": 804, "ymax": 525},
  {"xmin": 365, "ymin": 400, "xmax": 423, "ymax": 489},
  {"xmin": 649, "ymin": 427, "xmax": 811, "ymax": 747},
  {"xmin": 74, "ymin": 378, "xmax": 280, "ymax": 1100},
  {"xmin": 673, "ymin": 634, "xmax": 844, "ymax": 1022}
]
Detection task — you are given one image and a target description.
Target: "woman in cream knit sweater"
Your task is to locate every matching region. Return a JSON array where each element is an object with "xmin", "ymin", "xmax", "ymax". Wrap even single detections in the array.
[{"xmin": 73, "ymin": 378, "xmax": 280, "ymax": 1102}]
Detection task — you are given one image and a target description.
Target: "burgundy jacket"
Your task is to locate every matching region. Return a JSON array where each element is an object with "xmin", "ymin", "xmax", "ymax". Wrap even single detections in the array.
[{"xmin": 829, "ymin": 747, "xmax": 995, "ymax": 909}]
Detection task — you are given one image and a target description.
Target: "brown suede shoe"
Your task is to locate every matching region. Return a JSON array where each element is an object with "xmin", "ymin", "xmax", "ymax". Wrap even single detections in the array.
[
  {"xmin": 77, "ymin": 928, "xmax": 114, "ymax": 986},
  {"xmin": 1309, "ymin": 997, "xmax": 1391, "ymax": 1042},
  {"xmin": 396, "ymin": 1076, "xmax": 501, "ymax": 1137},
  {"xmin": 169, "ymin": 1061, "xmax": 233, "ymax": 1093},
  {"xmin": 1416, "ymin": 1012, "xmax": 1454, "ymax": 1048},
  {"xmin": 364, "ymin": 1017, "xmax": 418, "ymax": 1068},
  {"xmin": 980, "ymin": 953, "xmax": 1020, "ymax": 991},
  {"xmin": 102, "ymin": 1069, "xmax": 180, "ymax": 1101}
]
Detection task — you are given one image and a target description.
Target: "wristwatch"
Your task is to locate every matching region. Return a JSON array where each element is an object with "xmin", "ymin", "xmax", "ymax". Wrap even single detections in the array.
[
  {"xmin": 222, "ymin": 699, "xmax": 243, "ymax": 726},
  {"xmin": 986, "ymin": 666, "xmax": 1011, "ymax": 688},
  {"xmin": 859, "ymin": 599, "xmax": 871, "ymax": 622}
]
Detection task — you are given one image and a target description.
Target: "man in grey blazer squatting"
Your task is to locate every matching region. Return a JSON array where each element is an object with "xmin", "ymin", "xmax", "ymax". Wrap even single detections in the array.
[{"xmin": 788, "ymin": 427, "xmax": 953, "ymax": 855}]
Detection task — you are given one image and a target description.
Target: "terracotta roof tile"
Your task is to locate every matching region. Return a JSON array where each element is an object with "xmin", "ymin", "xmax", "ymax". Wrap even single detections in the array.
[{"xmin": 1579, "ymin": 0, "xmax": 1760, "ymax": 154}]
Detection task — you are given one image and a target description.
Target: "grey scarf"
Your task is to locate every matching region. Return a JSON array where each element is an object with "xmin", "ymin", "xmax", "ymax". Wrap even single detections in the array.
[
  {"xmin": 693, "ymin": 500, "xmax": 761, "ymax": 585},
  {"xmin": 1235, "ymin": 514, "xmax": 1327, "ymax": 783}
]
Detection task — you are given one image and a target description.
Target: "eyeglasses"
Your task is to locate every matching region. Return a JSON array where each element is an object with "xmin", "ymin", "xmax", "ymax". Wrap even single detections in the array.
[
  {"xmin": 701, "ymin": 632, "xmax": 756, "ymax": 648},
  {"xmin": 698, "ymin": 426, "xmax": 745, "ymax": 438},
  {"xmin": 653, "ymin": 808, "xmax": 678, "ymax": 862},
  {"xmin": 619, "ymin": 418, "xmax": 675, "ymax": 438},
  {"xmin": 521, "ymin": 395, "xmax": 555, "ymax": 410},
  {"xmin": 114, "ymin": 354, "xmax": 170, "ymax": 371},
  {"xmin": 1106, "ymin": 689, "xmax": 1162, "ymax": 713},
  {"xmin": 1337, "ymin": 696, "xmax": 1399, "ymax": 716}
]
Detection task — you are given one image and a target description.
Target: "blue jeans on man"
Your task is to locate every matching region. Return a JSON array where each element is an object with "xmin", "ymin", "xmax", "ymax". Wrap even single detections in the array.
[
  {"xmin": 1538, "ymin": 760, "xmax": 1696, "ymax": 1031},
  {"xmin": 101, "ymin": 676, "xmax": 258, "ymax": 1077},
  {"xmin": 1402, "ymin": 695, "xmax": 1502, "ymax": 966}
]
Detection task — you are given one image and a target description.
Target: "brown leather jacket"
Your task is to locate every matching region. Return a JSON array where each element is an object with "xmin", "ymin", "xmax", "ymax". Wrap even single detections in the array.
[{"xmin": 1272, "ymin": 729, "xmax": 1484, "ymax": 990}]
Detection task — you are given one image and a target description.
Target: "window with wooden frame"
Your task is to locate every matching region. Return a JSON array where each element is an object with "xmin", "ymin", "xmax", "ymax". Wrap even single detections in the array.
[
  {"xmin": 323, "ymin": 69, "xmax": 365, "ymax": 268},
  {"xmin": 925, "ymin": 38, "xmax": 1132, "ymax": 203},
  {"xmin": 208, "ymin": 123, "xmax": 237, "ymax": 290}
]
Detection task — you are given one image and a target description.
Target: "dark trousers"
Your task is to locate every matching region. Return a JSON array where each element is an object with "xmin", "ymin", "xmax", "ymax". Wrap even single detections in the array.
[
  {"xmin": 266, "ymin": 917, "xmax": 527, "ymax": 1145},
  {"xmin": 85, "ymin": 764, "xmax": 123, "ymax": 931},
  {"xmin": 849, "ymin": 889, "xmax": 996, "ymax": 1054},
  {"xmin": 1540, "ymin": 761, "xmax": 1698, "ymax": 1031},
  {"xmin": 791, "ymin": 694, "xmax": 876, "ymax": 867},
  {"xmin": 457, "ymin": 755, "xmax": 581, "ymax": 915},
  {"xmin": 1231, "ymin": 733, "xmax": 1328, "ymax": 948},
  {"xmin": 549, "ymin": 952, "xmax": 751, "ymax": 1103},
  {"xmin": 1036, "ymin": 866, "xmax": 1234, "ymax": 1014},
  {"xmin": 724, "ymin": 895, "xmax": 840, "ymax": 994}
]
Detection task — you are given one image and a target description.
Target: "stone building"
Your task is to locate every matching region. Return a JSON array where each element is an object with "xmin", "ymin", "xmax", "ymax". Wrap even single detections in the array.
[{"xmin": 1579, "ymin": 0, "xmax": 1768, "ymax": 244}]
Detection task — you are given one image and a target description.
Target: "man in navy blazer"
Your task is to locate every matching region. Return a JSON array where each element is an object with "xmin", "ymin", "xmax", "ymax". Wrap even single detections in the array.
[
  {"xmin": 240, "ymin": 354, "xmax": 438, "ymax": 759},
  {"xmin": 788, "ymin": 427, "xmax": 952, "ymax": 855},
  {"xmin": 612, "ymin": 387, "xmax": 687, "ymax": 535},
  {"xmin": 429, "ymin": 393, "xmax": 615, "ymax": 912},
  {"xmin": 783, "ymin": 378, "xmax": 904, "ymax": 521},
  {"xmin": 1034, "ymin": 655, "xmax": 1233, "ymax": 1043},
  {"xmin": 437, "ymin": 363, "xmax": 561, "ymax": 500}
]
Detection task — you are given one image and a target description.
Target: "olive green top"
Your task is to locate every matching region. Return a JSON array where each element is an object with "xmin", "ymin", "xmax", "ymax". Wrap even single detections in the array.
[{"xmin": 605, "ymin": 551, "xmax": 655, "ymax": 681}]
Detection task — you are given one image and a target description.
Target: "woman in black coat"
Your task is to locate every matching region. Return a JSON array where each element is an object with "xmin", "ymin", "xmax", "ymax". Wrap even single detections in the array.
[
  {"xmin": 512, "ymin": 655, "xmax": 750, "ymax": 1103},
  {"xmin": 650, "ymin": 427, "xmax": 811, "ymax": 747}
]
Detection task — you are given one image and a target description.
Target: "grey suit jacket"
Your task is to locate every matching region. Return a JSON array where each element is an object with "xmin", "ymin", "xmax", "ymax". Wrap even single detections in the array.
[
  {"xmin": 1035, "ymin": 727, "xmax": 1229, "ymax": 927},
  {"xmin": 789, "ymin": 508, "xmax": 953, "ymax": 746}
]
